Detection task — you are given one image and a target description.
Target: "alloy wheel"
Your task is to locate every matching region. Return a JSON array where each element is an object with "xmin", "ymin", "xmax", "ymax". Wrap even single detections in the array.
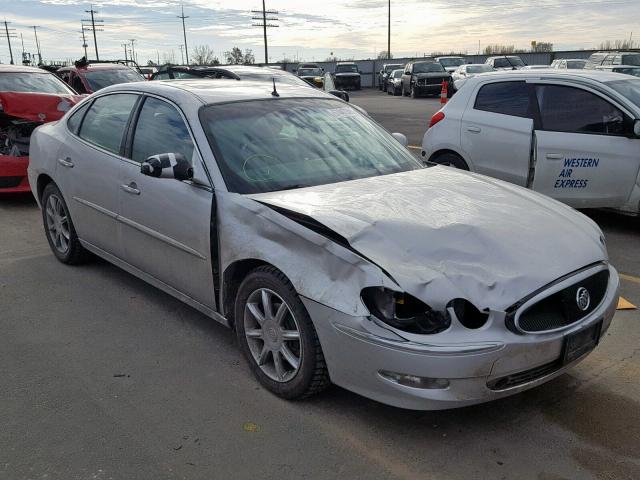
[
  {"xmin": 244, "ymin": 288, "xmax": 302, "ymax": 382},
  {"xmin": 45, "ymin": 194, "xmax": 70, "ymax": 254}
]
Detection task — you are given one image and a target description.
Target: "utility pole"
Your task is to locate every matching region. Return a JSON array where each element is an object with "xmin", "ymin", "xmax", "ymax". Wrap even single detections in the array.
[
  {"xmin": 20, "ymin": 32, "xmax": 26, "ymax": 64},
  {"xmin": 122, "ymin": 43, "xmax": 128, "ymax": 62},
  {"xmin": 31, "ymin": 26, "xmax": 42, "ymax": 64},
  {"xmin": 387, "ymin": 0, "xmax": 390, "ymax": 59},
  {"xmin": 251, "ymin": 0, "xmax": 279, "ymax": 64},
  {"xmin": 83, "ymin": 5, "xmax": 103, "ymax": 61},
  {"xmin": 2, "ymin": 20, "xmax": 16, "ymax": 64},
  {"xmin": 80, "ymin": 23, "xmax": 88, "ymax": 58},
  {"xmin": 177, "ymin": 4, "xmax": 189, "ymax": 64},
  {"xmin": 129, "ymin": 38, "xmax": 136, "ymax": 64}
]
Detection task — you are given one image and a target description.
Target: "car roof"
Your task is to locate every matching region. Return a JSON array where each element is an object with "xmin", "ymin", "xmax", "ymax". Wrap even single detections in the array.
[
  {"xmin": 59, "ymin": 62, "xmax": 133, "ymax": 72},
  {"xmin": 0, "ymin": 64, "xmax": 52, "ymax": 74},
  {"xmin": 469, "ymin": 69, "xmax": 633, "ymax": 83},
  {"xmin": 99, "ymin": 78, "xmax": 331, "ymax": 105},
  {"xmin": 436, "ymin": 56, "xmax": 463, "ymax": 59}
]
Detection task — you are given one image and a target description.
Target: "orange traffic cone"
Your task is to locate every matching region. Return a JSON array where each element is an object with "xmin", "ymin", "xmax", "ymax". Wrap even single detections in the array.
[{"xmin": 440, "ymin": 81, "xmax": 448, "ymax": 104}]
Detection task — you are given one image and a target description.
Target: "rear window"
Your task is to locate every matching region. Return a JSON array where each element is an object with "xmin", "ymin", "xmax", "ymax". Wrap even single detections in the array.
[
  {"xmin": 84, "ymin": 69, "xmax": 144, "ymax": 91},
  {"xmin": 474, "ymin": 81, "xmax": 532, "ymax": 118},
  {"xmin": 413, "ymin": 63, "xmax": 445, "ymax": 73},
  {"xmin": 467, "ymin": 65, "xmax": 493, "ymax": 74},
  {"xmin": 0, "ymin": 72, "xmax": 74, "ymax": 94}
]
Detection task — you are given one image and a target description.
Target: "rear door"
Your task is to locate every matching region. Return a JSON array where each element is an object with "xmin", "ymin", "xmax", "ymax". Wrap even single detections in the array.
[
  {"xmin": 460, "ymin": 80, "xmax": 535, "ymax": 186},
  {"xmin": 118, "ymin": 95, "xmax": 216, "ymax": 309},
  {"xmin": 55, "ymin": 93, "xmax": 139, "ymax": 258},
  {"xmin": 532, "ymin": 83, "xmax": 640, "ymax": 208}
]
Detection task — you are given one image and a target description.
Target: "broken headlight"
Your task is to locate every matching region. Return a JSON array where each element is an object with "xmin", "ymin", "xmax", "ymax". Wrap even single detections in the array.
[{"xmin": 361, "ymin": 287, "xmax": 451, "ymax": 335}]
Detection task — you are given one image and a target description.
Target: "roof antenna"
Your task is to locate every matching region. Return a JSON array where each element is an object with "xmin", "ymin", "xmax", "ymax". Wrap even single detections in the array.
[{"xmin": 271, "ymin": 78, "xmax": 280, "ymax": 97}]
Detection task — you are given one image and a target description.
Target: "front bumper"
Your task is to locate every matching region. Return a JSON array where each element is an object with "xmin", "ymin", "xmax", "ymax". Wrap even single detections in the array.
[
  {"xmin": 0, "ymin": 155, "xmax": 31, "ymax": 193},
  {"xmin": 303, "ymin": 265, "xmax": 619, "ymax": 410}
]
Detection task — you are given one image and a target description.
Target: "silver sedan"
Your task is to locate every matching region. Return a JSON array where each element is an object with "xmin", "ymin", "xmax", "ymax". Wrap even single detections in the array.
[{"xmin": 28, "ymin": 80, "xmax": 619, "ymax": 410}]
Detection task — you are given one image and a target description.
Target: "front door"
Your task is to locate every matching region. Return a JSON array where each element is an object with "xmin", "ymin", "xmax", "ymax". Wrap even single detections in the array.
[
  {"xmin": 461, "ymin": 80, "xmax": 534, "ymax": 186},
  {"xmin": 118, "ymin": 96, "xmax": 216, "ymax": 309},
  {"xmin": 532, "ymin": 83, "xmax": 640, "ymax": 208}
]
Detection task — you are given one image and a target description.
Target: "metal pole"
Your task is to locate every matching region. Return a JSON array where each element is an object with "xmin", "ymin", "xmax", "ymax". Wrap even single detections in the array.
[
  {"xmin": 122, "ymin": 43, "xmax": 128, "ymax": 62},
  {"xmin": 81, "ymin": 25, "xmax": 88, "ymax": 58},
  {"xmin": 32, "ymin": 26, "xmax": 42, "ymax": 64},
  {"xmin": 387, "ymin": 0, "xmax": 390, "ymax": 59},
  {"xmin": 87, "ymin": 6, "xmax": 99, "ymax": 61},
  {"xmin": 262, "ymin": 0, "xmax": 268, "ymax": 64},
  {"xmin": 4, "ymin": 21, "xmax": 14, "ymax": 64},
  {"xmin": 179, "ymin": 4, "xmax": 189, "ymax": 64}
]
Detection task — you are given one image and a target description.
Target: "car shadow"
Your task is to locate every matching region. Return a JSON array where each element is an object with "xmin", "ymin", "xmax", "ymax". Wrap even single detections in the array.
[{"xmin": 0, "ymin": 192, "xmax": 37, "ymax": 208}]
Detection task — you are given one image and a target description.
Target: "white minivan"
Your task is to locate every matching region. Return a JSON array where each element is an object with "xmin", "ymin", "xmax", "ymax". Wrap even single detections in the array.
[{"xmin": 422, "ymin": 70, "xmax": 640, "ymax": 215}]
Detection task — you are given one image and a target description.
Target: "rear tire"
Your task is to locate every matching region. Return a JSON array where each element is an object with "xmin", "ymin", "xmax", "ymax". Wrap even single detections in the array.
[
  {"xmin": 41, "ymin": 182, "xmax": 88, "ymax": 265},
  {"xmin": 431, "ymin": 152, "xmax": 469, "ymax": 170},
  {"xmin": 235, "ymin": 266, "xmax": 330, "ymax": 400}
]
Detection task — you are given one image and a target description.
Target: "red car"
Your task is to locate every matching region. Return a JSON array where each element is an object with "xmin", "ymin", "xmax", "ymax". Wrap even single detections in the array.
[
  {"xmin": 0, "ymin": 64, "xmax": 83, "ymax": 194},
  {"xmin": 56, "ymin": 62, "xmax": 144, "ymax": 94}
]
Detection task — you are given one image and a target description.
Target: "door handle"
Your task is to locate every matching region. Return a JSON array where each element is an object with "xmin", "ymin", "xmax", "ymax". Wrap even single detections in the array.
[
  {"xmin": 57, "ymin": 157, "xmax": 74, "ymax": 168},
  {"xmin": 467, "ymin": 126, "xmax": 481, "ymax": 133},
  {"xmin": 121, "ymin": 182, "xmax": 140, "ymax": 195},
  {"xmin": 546, "ymin": 153, "xmax": 563, "ymax": 160}
]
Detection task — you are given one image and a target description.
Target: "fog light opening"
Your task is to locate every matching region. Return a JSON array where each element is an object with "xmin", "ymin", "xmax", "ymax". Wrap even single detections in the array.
[{"xmin": 379, "ymin": 370, "xmax": 450, "ymax": 390}]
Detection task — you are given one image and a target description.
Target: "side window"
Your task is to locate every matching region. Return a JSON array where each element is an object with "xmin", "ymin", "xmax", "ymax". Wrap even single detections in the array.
[
  {"xmin": 155, "ymin": 72, "xmax": 170, "ymax": 80},
  {"xmin": 536, "ymin": 85, "xmax": 627, "ymax": 135},
  {"xmin": 493, "ymin": 58, "xmax": 508, "ymax": 68},
  {"xmin": 405, "ymin": 64, "xmax": 411, "ymax": 74},
  {"xmin": 613, "ymin": 55, "xmax": 622, "ymax": 65},
  {"xmin": 474, "ymin": 81, "xmax": 533, "ymax": 118},
  {"xmin": 66, "ymin": 102, "xmax": 91, "ymax": 134},
  {"xmin": 79, "ymin": 94, "xmax": 138, "ymax": 154},
  {"xmin": 131, "ymin": 97, "xmax": 194, "ymax": 164}
]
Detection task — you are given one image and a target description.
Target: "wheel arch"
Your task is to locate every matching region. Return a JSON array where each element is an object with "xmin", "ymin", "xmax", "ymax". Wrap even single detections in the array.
[
  {"xmin": 223, "ymin": 258, "xmax": 289, "ymax": 328},
  {"xmin": 36, "ymin": 174, "xmax": 55, "ymax": 203},
  {"xmin": 428, "ymin": 148, "xmax": 472, "ymax": 170}
]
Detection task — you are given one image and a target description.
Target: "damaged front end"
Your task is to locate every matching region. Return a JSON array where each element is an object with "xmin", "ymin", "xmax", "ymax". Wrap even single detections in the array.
[{"xmin": 0, "ymin": 92, "xmax": 83, "ymax": 193}]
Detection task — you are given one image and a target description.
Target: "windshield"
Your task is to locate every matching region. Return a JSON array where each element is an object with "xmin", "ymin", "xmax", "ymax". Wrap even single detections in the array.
[
  {"xmin": 0, "ymin": 72, "xmax": 74, "ymax": 94},
  {"xmin": 200, "ymin": 98, "xmax": 421, "ymax": 194},
  {"xmin": 439, "ymin": 58, "xmax": 464, "ymax": 67},
  {"xmin": 621, "ymin": 54, "xmax": 640, "ymax": 66},
  {"xmin": 392, "ymin": 70, "xmax": 403, "ymax": 78},
  {"xmin": 508, "ymin": 57, "xmax": 525, "ymax": 67},
  {"xmin": 336, "ymin": 64, "xmax": 358, "ymax": 73},
  {"xmin": 467, "ymin": 65, "xmax": 493, "ymax": 74},
  {"xmin": 566, "ymin": 60, "xmax": 586, "ymax": 69},
  {"xmin": 84, "ymin": 69, "xmax": 144, "ymax": 91},
  {"xmin": 413, "ymin": 62, "xmax": 445, "ymax": 73},
  {"xmin": 298, "ymin": 68, "xmax": 323, "ymax": 76},
  {"xmin": 384, "ymin": 64, "xmax": 402, "ymax": 73},
  {"xmin": 607, "ymin": 78, "xmax": 640, "ymax": 106}
]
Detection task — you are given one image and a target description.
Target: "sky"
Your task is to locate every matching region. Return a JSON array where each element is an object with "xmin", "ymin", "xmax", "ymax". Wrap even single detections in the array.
[{"xmin": 1, "ymin": 0, "xmax": 639, "ymax": 65}]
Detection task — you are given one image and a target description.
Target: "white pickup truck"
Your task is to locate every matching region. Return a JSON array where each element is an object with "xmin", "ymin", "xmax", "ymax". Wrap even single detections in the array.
[{"xmin": 422, "ymin": 70, "xmax": 640, "ymax": 215}]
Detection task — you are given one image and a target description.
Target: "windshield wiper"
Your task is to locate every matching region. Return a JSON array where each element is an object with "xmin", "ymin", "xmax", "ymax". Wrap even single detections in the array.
[{"xmin": 278, "ymin": 184, "xmax": 311, "ymax": 191}]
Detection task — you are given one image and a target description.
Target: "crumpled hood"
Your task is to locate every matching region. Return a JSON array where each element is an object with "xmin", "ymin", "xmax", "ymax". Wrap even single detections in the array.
[
  {"xmin": 250, "ymin": 168, "xmax": 606, "ymax": 311},
  {"xmin": 0, "ymin": 91, "xmax": 85, "ymax": 122}
]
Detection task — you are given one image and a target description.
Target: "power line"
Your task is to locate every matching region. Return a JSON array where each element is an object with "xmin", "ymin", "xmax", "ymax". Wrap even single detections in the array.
[
  {"xmin": 177, "ymin": 4, "xmax": 189, "ymax": 64},
  {"xmin": 2, "ymin": 19, "xmax": 17, "ymax": 64},
  {"xmin": 251, "ymin": 0, "xmax": 279, "ymax": 64},
  {"xmin": 83, "ymin": 5, "xmax": 104, "ymax": 61}
]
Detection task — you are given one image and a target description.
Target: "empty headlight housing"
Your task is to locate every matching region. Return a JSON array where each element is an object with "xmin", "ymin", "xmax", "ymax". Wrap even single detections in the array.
[
  {"xmin": 361, "ymin": 287, "xmax": 451, "ymax": 335},
  {"xmin": 448, "ymin": 298, "xmax": 489, "ymax": 329}
]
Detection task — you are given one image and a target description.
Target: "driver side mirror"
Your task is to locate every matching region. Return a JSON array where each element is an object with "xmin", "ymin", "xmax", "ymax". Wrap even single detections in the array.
[
  {"xmin": 391, "ymin": 132, "xmax": 408, "ymax": 147},
  {"xmin": 329, "ymin": 90, "xmax": 349, "ymax": 102},
  {"xmin": 140, "ymin": 153, "xmax": 193, "ymax": 181}
]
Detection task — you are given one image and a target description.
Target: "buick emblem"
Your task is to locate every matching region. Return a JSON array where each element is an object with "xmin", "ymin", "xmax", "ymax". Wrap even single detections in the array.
[{"xmin": 576, "ymin": 287, "xmax": 590, "ymax": 311}]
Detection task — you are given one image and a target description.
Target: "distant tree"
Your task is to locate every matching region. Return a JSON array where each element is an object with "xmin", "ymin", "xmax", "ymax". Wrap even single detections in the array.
[
  {"xmin": 483, "ymin": 44, "xmax": 516, "ymax": 55},
  {"xmin": 192, "ymin": 45, "xmax": 219, "ymax": 65},
  {"xmin": 225, "ymin": 47, "xmax": 255, "ymax": 65},
  {"xmin": 532, "ymin": 42, "xmax": 553, "ymax": 52},
  {"xmin": 162, "ymin": 51, "xmax": 176, "ymax": 65},
  {"xmin": 377, "ymin": 50, "xmax": 392, "ymax": 60},
  {"xmin": 598, "ymin": 39, "xmax": 639, "ymax": 50},
  {"xmin": 243, "ymin": 49, "xmax": 255, "ymax": 65}
]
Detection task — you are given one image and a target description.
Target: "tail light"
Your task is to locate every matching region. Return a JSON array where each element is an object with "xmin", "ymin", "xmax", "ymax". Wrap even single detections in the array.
[{"xmin": 428, "ymin": 111, "xmax": 445, "ymax": 129}]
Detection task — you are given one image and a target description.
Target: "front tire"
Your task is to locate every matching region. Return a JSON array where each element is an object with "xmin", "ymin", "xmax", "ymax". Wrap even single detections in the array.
[
  {"xmin": 41, "ymin": 182, "xmax": 88, "ymax": 264},
  {"xmin": 235, "ymin": 266, "xmax": 330, "ymax": 400},
  {"xmin": 431, "ymin": 152, "xmax": 469, "ymax": 170}
]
